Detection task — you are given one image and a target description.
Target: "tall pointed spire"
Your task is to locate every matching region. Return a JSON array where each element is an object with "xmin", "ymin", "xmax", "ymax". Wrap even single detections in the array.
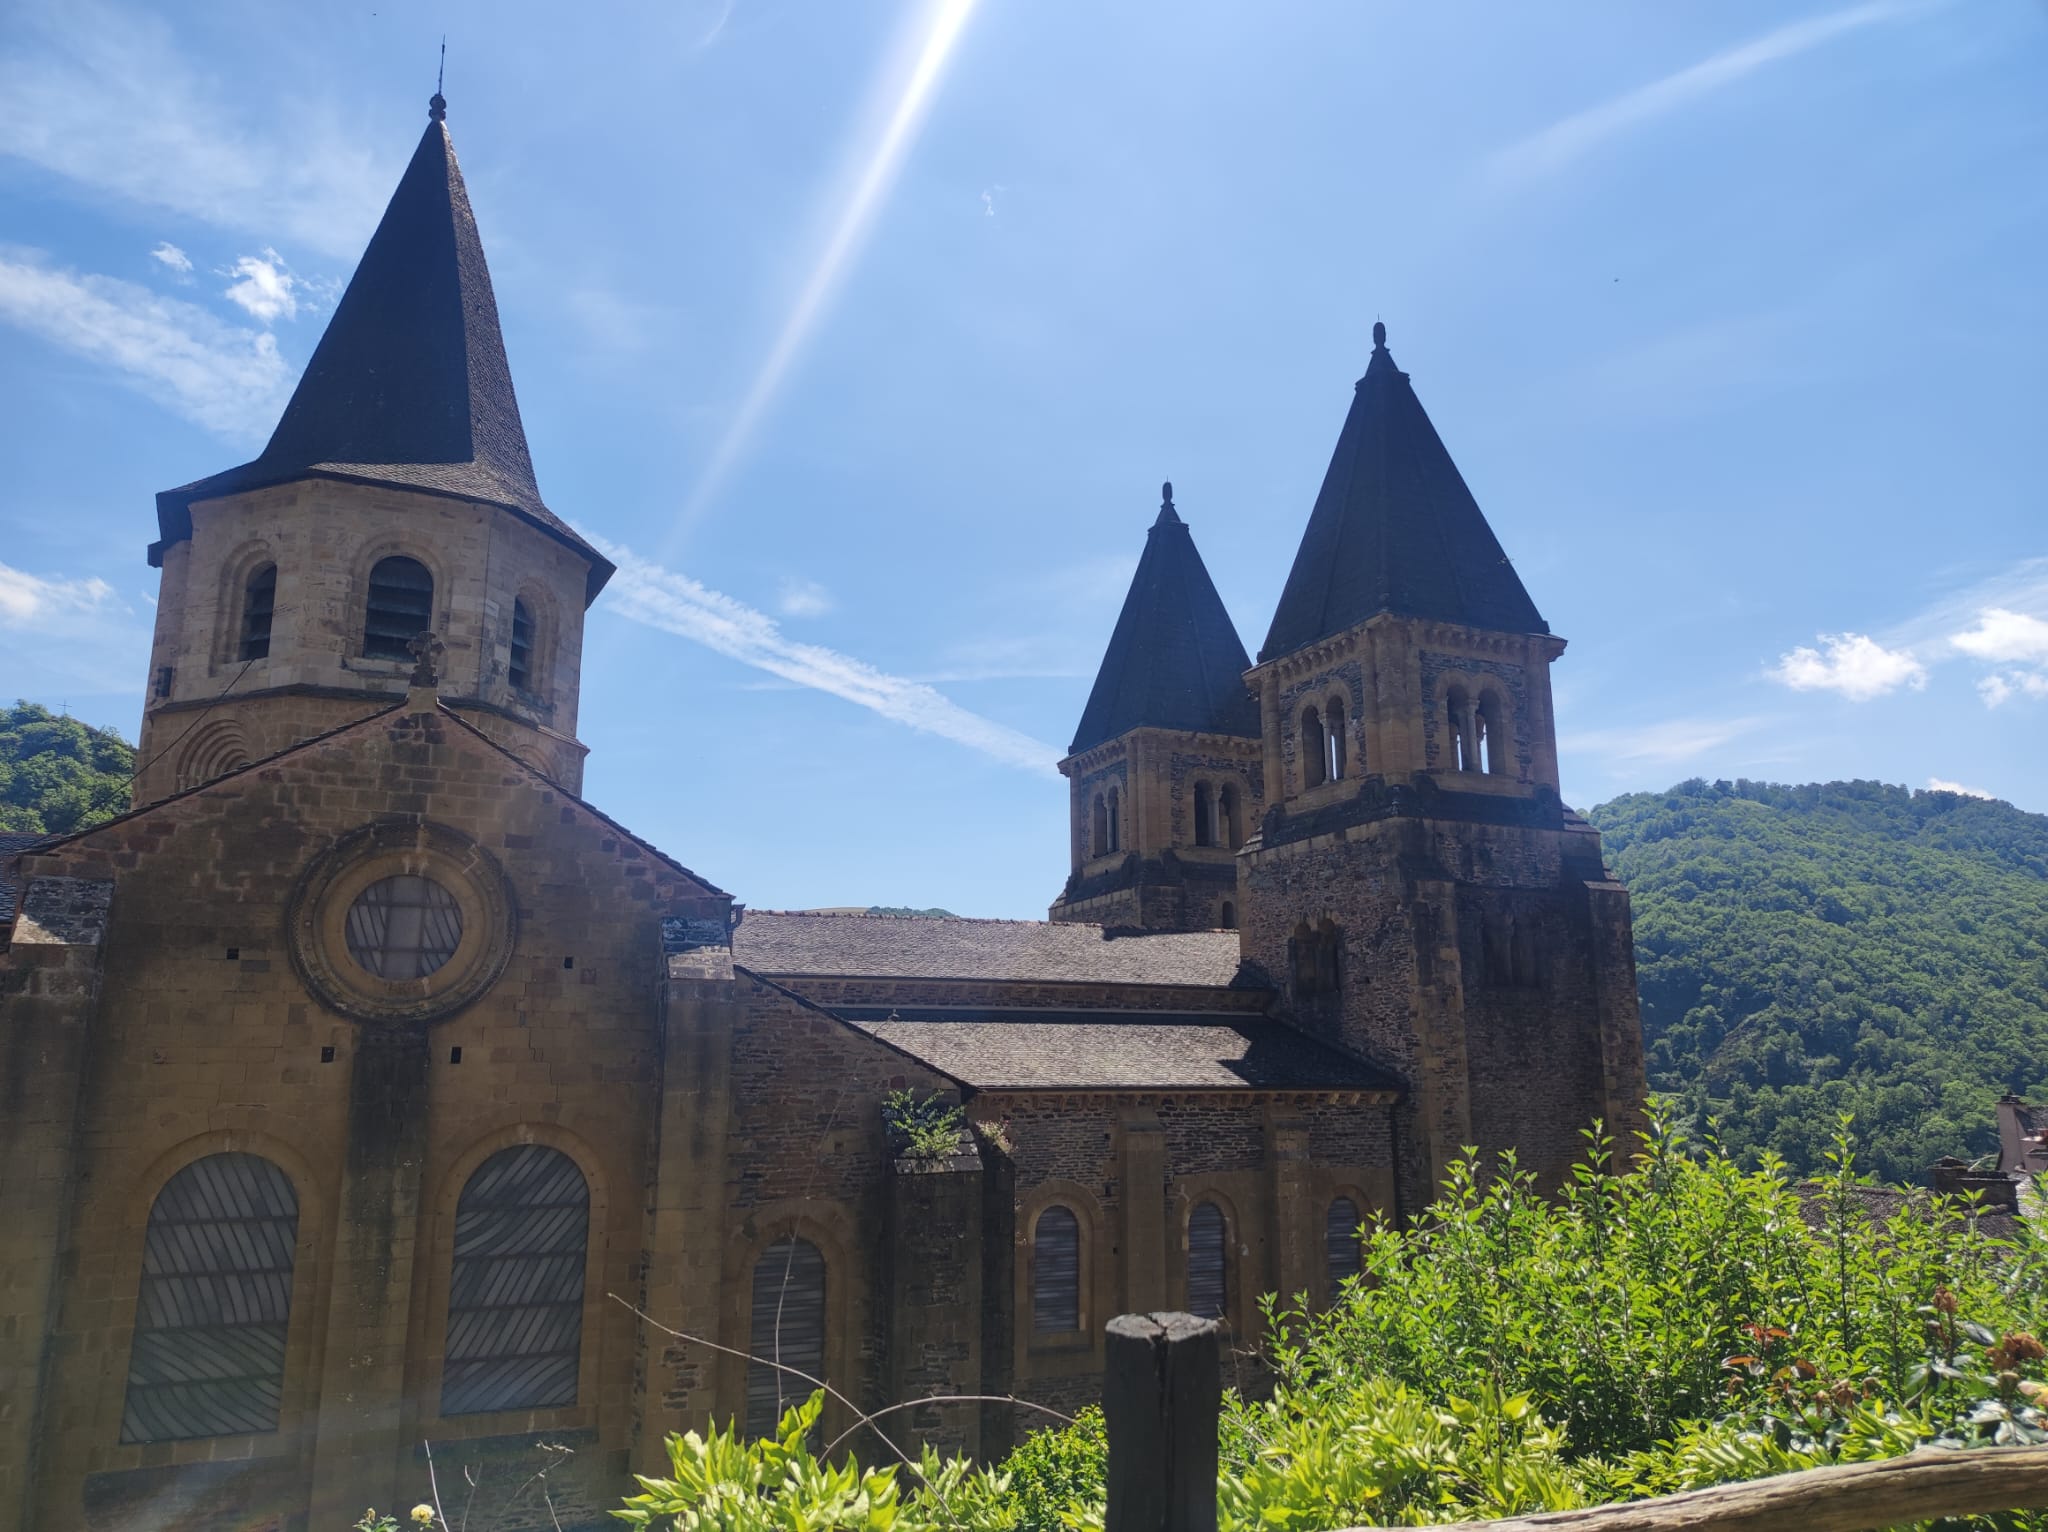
[
  {"xmin": 1258, "ymin": 324, "xmax": 1542, "ymax": 662},
  {"xmin": 154, "ymin": 94, "xmax": 613, "ymax": 598},
  {"xmin": 1069, "ymin": 482, "xmax": 1258, "ymax": 755}
]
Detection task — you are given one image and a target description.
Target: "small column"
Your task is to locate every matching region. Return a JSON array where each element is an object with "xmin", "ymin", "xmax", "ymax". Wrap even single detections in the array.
[
  {"xmin": 1261, "ymin": 1112, "xmax": 1312, "ymax": 1307},
  {"xmin": 1117, "ymin": 1111, "xmax": 1169, "ymax": 1314}
]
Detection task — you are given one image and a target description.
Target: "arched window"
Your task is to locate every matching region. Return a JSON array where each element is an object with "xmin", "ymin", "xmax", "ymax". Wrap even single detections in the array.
[
  {"xmin": 509, "ymin": 597, "xmax": 537, "ymax": 694},
  {"xmin": 1090, "ymin": 794, "xmax": 1108, "ymax": 858},
  {"xmin": 122, "ymin": 1153, "xmax": 298, "ymax": 1443},
  {"xmin": 1302, "ymin": 707, "xmax": 1326, "ymax": 789},
  {"xmin": 1446, "ymin": 687, "xmax": 1472, "ymax": 772},
  {"xmin": 1106, "ymin": 788, "xmax": 1121, "ymax": 853},
  {"xmin": 1220, "ymin": 785, "xmax": 1241, "ymax": 850},
  {"xmin": 1325, "ymin": 1196, "xmax": 1363, "ymax": 1292},
  {"xmin": 1477, "ymin": 692, "xmax": 1507, "ymax": 775},
  {"xmin": 238, "ymin": 563, "xmax": 276, "ymax": 661},
  {"xmin": 1326, "ymin": 697, "xmax": 1347, "ymax": 782},
  {"xmin": 1219, "ymin": 900, "xmax": 1236, "ymax": 931},
  {"xmin": 1193, "ymin": 782, "xmax": 1214, "ymax": 847},
  {"xmin": 1187, "ymin": 1202, "xmax": 1228, "ymax": 1321},
  {"xmin": 747, "ymin": 1237, "xmax": 826, "ymax": 1437},
  {"xmin": 363, "ymin": 555, "xmax": 434, "ymax": 661},
  {"xmin": 442, "ymin": 1145, "xmax": 590, "ymax": 1416},
  {"xmin": 1314, "ymin": 918, "xmax": 1343, "ymax": 993},
  {"xmin": 1032, "ymin": 1207, "xmax": 1081, "ymax": 1333}
]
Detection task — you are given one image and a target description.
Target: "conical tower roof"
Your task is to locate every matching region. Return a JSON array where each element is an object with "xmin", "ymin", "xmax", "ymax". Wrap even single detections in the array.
[
  {"xmin": 152, "ymin": 95, "xmax": 613, "ymax": 600},
  {"xmin": 1259, "ymin": 324, "xmax": 1542, "ymax": 662},
  {"xmin": 1070, "ymin": 484, "xmax": 1259, "ymax": 756}
]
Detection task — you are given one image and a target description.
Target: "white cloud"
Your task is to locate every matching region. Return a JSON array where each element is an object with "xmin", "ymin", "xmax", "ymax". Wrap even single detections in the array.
[
  {"xmin": 1951, "ymin": 607, "xmax": 2048, "ymax": 665},
  {"xmin": 776, "ymin": 577, "xmax": 835, "ymax": 619},
  {"xmin": 1977, "ymin": 671, "xmax": 2048, "ymax": 709},
  {"xmin": 1768, "ymin": 633, "xmax": 1927, "ymax": 701},
  {"xmin": 1927, "ymin": 777, "xmax": 1995, "ymax": 799},
  {"xmin": 220, "ymin": 248, "xmax": 301, "ymax": 324},
  {"xmin": 0, "ymin": 561, "xmax": 116, "ymax": 627},
  {"xmin": 1492, "ymin": 0, "xmax": 1926, "ymax": 180},
  {"xmin": 0, "ymin": 250, "xmax": 292, "ymax": 441},
  {"xmin": 587, "ymin": 531, "xmax": 1058, "ymax": 774},
  {"xmin": 0, "ymin": 0, "xmax": 387, "ymax": 259},
  {"xmin": 150, "ymin": 241, "xmax": 192, "ymax": 274},
  {"xmin": 1560, "ymin": 714, "xmax": 1762, "ymax": 768}
]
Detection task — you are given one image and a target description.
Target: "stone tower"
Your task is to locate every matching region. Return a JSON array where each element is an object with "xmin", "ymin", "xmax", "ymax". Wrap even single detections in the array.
[
  {"xmin": 133, "ymin": 95, "xmax": 611, "ymax": 806},
  {"xmin": 1051, "ymin": 483, "xmax": 1264, "ymax": 931},
  {"xmin": 1237, "ymin": 324, "xmax": 1648, "ymax": 1202}
]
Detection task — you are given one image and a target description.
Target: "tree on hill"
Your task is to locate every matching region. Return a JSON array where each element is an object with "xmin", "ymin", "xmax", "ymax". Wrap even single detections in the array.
[
  {"xmin": 1589, "ymin": 777, "xmax": 2048, "ymax": 1181},
  {"xmin": 0, "ymin": 701, "xmax": 134, "ymax": 836}
]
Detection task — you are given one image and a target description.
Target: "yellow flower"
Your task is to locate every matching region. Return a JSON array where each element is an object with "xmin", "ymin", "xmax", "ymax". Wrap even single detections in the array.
[{"xmin": 411, "ymin": 1508, "xmax": 436, "ymax": 1526}]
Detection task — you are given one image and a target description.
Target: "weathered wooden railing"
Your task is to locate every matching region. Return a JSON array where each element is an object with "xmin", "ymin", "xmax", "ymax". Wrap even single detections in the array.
[{"xmin": 1101, "ymin": 1311, "xmax": 2048, "ymax": 1532}]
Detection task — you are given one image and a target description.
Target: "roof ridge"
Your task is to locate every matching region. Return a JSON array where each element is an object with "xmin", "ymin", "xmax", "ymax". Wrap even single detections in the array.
[{"xmin": 747, "ymin": 908, "xmax": 1236, "ymax": 935}]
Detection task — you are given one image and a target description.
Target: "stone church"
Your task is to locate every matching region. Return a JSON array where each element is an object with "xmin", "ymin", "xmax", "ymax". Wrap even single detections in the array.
[{"xmin": 0, "ymin": 97, "xmax": 1647, "ymax": 1531}]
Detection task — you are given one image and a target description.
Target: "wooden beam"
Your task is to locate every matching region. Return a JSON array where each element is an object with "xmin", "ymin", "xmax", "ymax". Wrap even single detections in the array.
[{"xmin": 1104, "ymin": 1312, "xmax": 1220, "ymax": 1532}]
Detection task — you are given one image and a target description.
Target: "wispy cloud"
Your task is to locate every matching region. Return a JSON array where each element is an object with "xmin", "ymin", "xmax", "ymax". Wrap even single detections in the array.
[
  {"xmin": 1951, "ymin": 607, "xmax": 2048, "ymax": 665},
  {"xmin": 220, "ymin": 247, "xmax": 318, "ymax": 325},
  {"xmin": 1560, "ymin": 714, "xmax": 1763, "ymax": 768},
  {"xmin": 0, "ymin": 0, "xmax": 386, "ymax": 259},
  {"xmin": 1978, "ymin": 672, "xmax": 2048, "ymax": 709},
  {"xmin": 150, "ymin": 241, "xmax": 192, "ymax": 275},
  {"xmin": 1768, "ymin": 633, "xmax": 1927, "ymax": 700},
  {"xmin": 0, "ymin": 249, "xmax": 292, "ymax": 440},
  {"xmin": 587, "ymin": 531, "xmax": 1058, "ymax": 773},
  {"xmin": 776, "ymin": 577, "xmax": 835, "ymax": 619},
  {"xmin": 1492, "ymin": 1, "xmax": 1925, "ymax": 181},
  {"xmin": 0, "ymin": 561, "xmax": 116, "ymax": 628},
  {"xmin": 1927, "ymin": 776, "xmax": 1995, "ymax": 799}
]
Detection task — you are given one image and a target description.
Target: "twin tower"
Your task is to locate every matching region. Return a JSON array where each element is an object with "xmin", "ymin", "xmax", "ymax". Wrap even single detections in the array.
[{"xmin": 1052, "ymin": 322, "xmax": 1648, "ymax": 1176}]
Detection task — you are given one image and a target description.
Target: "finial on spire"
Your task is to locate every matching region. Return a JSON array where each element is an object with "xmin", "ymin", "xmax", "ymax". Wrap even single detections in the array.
[
  {"xmin": 1162, "ymin": 480, "xmax": 1174, "ymax": 509},
  {"xmin": 1372, "ymin": 319, "xmax": 1387, "ymax": 350},
  {"xmin": 429, "ymin": 38, "xmax": 447, "ymax": 121}
]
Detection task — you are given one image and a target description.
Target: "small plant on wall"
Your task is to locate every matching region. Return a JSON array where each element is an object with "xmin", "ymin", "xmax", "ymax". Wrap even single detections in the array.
[{"xmin": 883, "ymin": 1088, "xmax": 966, "ymax": 1160}]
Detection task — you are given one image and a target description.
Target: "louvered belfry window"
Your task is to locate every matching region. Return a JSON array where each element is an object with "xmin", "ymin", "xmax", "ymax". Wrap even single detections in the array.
[
  {"xmin": 1032, "ymin": 1206, "xmax": 1081, "ymax": 1333},
  {"xmin": 441, "ymin": 1145, "xmax": 589, "ymax": 1416},
  {"xmin": 238, "ymin": 563, "xmax": 277, "ymax": 661},
  {"xmin": 1187, "ymin": 1201, "xmax": 1228, "ymax": 1321},
  {"xmin": 508, "ymin": 598, "xmax": 536, "ymax": 693},
  {"xmin": 1326, "ymin": 1196, "xmax": 1364, "ymax": 1291},
  {"xmin": 746, "ymin": 1237, "xmax": 826, "ymax": 1437},
  {"xmin": 121, "ymin": 1153, "xmax": 299, "ymax": 1443},
  {"xmin": 363, "ymin": 555, "xmax": 434, "ymax": 661}
]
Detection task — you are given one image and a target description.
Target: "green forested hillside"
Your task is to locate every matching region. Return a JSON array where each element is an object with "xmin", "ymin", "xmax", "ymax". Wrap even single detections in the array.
[
  {"xmin": 1589, "ymin": 778, "xmax": 2048, "ymax": 1181},
  {"xmin": 0, "ymin": 701, "xmax": 134, "ymax": 835}
]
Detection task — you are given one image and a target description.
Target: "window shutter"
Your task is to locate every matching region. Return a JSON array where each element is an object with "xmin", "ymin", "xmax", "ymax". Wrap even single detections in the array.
[
  {"xmin": 1032, "ymin": 1207, "xmax": 1081, "ymax": 1332},
  {"xmin": 364, "ymin": 556, "xmax": 435, "ymax": 660},
  {"xmin": 746, "ymin": 1238, "xmax": 826, "ymax": 1437},
  {"xmin": 1325, "ymin": 1197, "xmax": 1363, "ymax": 1291},
  {"xmin": 441, "ymin": 1145, "xmax": 589, "ymax": 1415},
  {"xmin": 1187, "ymin": 1202, "xmax": 1227, "ymax": 1320},
  {"xmin": 122, "ymin": 1153, "xmax": 298, "ymax": 1443}
]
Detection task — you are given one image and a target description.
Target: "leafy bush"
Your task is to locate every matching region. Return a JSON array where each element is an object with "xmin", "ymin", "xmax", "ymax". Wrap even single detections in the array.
[
  {"xmin": 884, "ymin": 1088, "xmax": 967, "ymax": 1161},
  {"xmin": 0, "ymin": 701, "xmax": 133, "ymax": 835}
]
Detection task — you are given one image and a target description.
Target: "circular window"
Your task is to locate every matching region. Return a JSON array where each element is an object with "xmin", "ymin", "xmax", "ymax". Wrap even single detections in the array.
[
  {"xmin": 345, "ymin": 875, "xmax": 464, "ymax": 978},
  {"xmin": 287, "ymin": 821, "xmax": 515, "ymax": 1024}
]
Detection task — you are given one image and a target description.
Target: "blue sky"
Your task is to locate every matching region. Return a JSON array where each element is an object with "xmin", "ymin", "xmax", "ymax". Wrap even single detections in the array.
[{"xmin": 2, "ymin": 0, "xmax": 2043, "ymax": 917}]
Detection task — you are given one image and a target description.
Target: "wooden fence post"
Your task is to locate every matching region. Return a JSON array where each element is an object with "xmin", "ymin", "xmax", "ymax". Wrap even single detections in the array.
[{"xmin": 1104, "ymin": 1311, "xmax": 1220, "ymax": 1532}]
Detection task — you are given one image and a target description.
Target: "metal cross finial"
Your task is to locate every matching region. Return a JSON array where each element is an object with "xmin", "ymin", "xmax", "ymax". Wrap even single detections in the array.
[{"xmin": 429, "ymin": 39, "xmax": 447, "ymax": 121}]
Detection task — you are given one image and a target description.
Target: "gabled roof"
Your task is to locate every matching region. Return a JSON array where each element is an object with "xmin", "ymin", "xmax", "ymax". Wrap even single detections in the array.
[
  {"xmin": 1069, "ymin": 484, "xmax": 1258, "ymax": 755},
  {"xmin": 733, "ymin": 909, "xmax": 1249, "ymax": 988},
  {"xmin": 1259, "ymin": 324, "xmax": 1545, "ymax": 662},
  {"xmin": 152, "ymin": 97, "xmax": 614, "ymax": 604}
]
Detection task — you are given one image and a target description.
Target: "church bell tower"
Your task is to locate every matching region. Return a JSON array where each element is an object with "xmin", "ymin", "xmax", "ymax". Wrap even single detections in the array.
[
  {"xmin": 1237, "ymin": 324, "xmax": 1648, "ymax": 1203},
  {"xmin": 133, "ymin": 94, "xmax": 610, "ymax": 805}
]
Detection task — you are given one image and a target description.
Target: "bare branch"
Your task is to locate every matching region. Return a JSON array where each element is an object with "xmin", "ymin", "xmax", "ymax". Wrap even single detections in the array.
[{"xmin": 823, "ymin": 1394, "xmax": 1075, "ymax": 1457}]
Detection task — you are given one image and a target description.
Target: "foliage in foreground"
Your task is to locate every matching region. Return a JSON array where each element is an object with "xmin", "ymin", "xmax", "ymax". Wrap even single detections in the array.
[
  {"xmin": 618, "ymin": 1115, "xmax": 2048, "ymax": 1530},
  {"xmin": 0, "ymin": 701, "xmax": 133, "ymax": 836}
]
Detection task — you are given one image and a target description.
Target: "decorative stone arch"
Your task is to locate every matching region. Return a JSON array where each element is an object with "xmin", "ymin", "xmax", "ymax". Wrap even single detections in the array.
[
  {"xmin": 211, "ymin": 536, "xmax": 283, "ymax": 667},
  {"xmin": 413, "ymin": 1121, "xmax": 615, "ymax": 1432},
  {"xmin": 1014, "ymin": 1178, "xmax": 1106, "ymax": 1360},
  {"xmin": 719, "ymin": 1199, "xmax": 863, "ymax": 1445},
  {"xmin": 171, "ymin": 715, "xmax": 252, "ymax": 791},
  {"xmin": 1170, "ymin": 1181, "xmax": 1248, "ymax": 1332},
  {"xmin": 347, "ymin": 536, "xmax": 449, "ymax": 664}
]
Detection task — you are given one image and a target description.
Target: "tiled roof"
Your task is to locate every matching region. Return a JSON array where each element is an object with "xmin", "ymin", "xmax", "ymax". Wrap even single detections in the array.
[
  {"xmin": 1795, "ymin": 1182, "xmax": 2026, "ymax": 1247},
  {"xmin": 733, "ymin": 910, "xmax": 1248, "ymax": 987},
  {"xmin": 1069, "ymin": 486, "xmax": 1259, "ymax": 755},
  {"xmin": 0, "ymin": 832, "xmax": 48, "ymax": 926},
  {"xmin": 1260, "ymin": 323, "xmax": 1546, "ymax": 662},
  {"xmin": 837, "ymin": 1007, "xmax": 1399, "ymax": 1092},
  {"xmin": 152, "ymin": 99, "xmax": 613, "ymax": 603}
]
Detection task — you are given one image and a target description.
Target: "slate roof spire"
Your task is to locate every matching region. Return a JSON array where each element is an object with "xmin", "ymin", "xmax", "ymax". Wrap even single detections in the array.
[
  {"xmin": 1069, "ymin": 482, "xmax": 1259, "ymax": 755},
  {"xmin": 153, "ymin": 93, "xmax": 614, "ymax": 600},
  {"xmin": 1258, "ymin": 323, "xmax": 1543, "ymax": 662}
]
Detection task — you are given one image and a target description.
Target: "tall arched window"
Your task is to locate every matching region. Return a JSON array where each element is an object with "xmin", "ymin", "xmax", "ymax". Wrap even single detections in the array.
[
  {"xmin": 1220, "ymin": 785, "xmax": 1241, "ymax": 849},
  {"xmin": 1219, "ymin": 900, "xmax": 1236, "ymax": 931},
  {"xmin": 747, "ymin": 1237, "xmax": 826, "ymax": 1437},
  {"xmin": 122, "ymin": 1153, "xmax": 298, "ymax": 1443},
  {"xmin": 1193, "ymin": 782, "xmax": 1214, "ymax": 847},
  {"xmin": 1032, "ymin": 1207, "xmax": 1081, "ymax": 1333},
  {"xmin": 508, "ymin": 597, "xmax": 537, "ymax": 694},
  {"xmin": 1302, "ymin": 707, "xmax": 1326, "ymax": 789},
  {"xmin": 442, "ymin": 1145, "xmax": 590, "ymax": 1416},
  {"xmin": 1090, "ymin": 794, "xmax": 1108, "ymax": 858},
  {"xmin": 363, "ymin": 555, "xmax": 434, "ymax": 661},
  {"xmin": 1325, "ymin": 1196, "xmax": 1364, "ymax": 1293},
  {"xmin": 1106, "ymin": 788, "xmax": 1121, "ymax": 853},
  {"xmin": 1187, "ymin": 1201, "xmax": 1228, "ymax": 1321},
  {"xmin": 1326, "ymin": 696, "xmax": 1347, "ymax": 782},
  {"xmin": 1476, "ymin": 691, "xmax": 1506, "ymax": 775},
  {"xmin": 1445, "ymin": 687, "xmax": 1472, "ymax": 772},
  {"xmin": 238, "ymin": 563, "xmax": 277, "ymax": 661}
]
